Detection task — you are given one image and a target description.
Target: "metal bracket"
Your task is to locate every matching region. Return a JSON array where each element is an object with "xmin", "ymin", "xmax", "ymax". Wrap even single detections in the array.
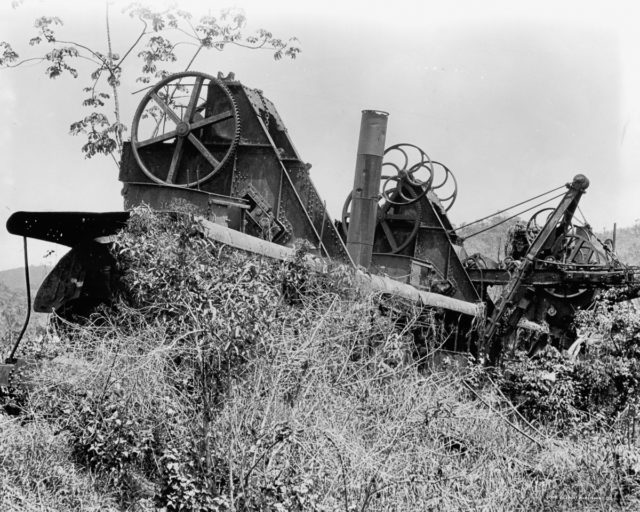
[{"xmin": 239, "ymin": 183, "xmax": 290, "ymax": 243}]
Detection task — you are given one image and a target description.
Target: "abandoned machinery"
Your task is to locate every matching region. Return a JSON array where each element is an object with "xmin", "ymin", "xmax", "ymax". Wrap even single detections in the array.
[{"xmin": 3, "ymin": 70, "xmax": 639, "ymax": 385}]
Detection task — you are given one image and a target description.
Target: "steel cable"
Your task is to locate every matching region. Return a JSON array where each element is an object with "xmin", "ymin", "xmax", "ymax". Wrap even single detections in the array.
[
  {"xmin": 462, "ymin": 191, "xmax": 566, "ymax": 240},
  {"xmin": 455, "ymin": 183, "xmax": 567, "ymax": 232}
]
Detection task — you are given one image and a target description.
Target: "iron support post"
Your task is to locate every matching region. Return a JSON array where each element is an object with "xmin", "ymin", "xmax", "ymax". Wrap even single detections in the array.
[{"xmin": 8, "ymin": 237, "xmax": 31, "ymax": 363}]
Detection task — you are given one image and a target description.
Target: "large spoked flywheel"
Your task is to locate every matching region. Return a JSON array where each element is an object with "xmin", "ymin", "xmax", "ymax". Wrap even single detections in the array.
[{"xmin": 131, "ymin": 71, "xmax": 240, "ymax": 187}]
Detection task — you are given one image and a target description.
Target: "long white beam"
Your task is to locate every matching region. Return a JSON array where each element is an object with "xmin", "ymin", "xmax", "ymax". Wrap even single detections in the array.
[{"xmin": 197, "ymin": 217, "xmax": 484, "ymax": 318}]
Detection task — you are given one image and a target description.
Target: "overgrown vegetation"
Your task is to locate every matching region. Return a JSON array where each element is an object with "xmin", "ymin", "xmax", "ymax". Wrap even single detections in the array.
[
  {"xmin": 499, "ymin": 299, "xmax": 640, "ymax": 432},
  {"xmin": 2, "ymin": 209, "xmax": 640, "ymax": 510}
]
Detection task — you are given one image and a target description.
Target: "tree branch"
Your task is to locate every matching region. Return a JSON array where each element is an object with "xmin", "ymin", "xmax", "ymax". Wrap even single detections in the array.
[
  {"xmin": 172, "ymin": 25, "xmax": 200, "ymax": 42},
  {"xmin": 183, "ymin": 44, "xmax": 203, "ymax": 72},
  {"xmin": 115, "ymin": 17, "xmax": 149, "ymax": 69},
  {"xmin": 105, "ymin": 2, "xmax": 122, "ymax": 151}
]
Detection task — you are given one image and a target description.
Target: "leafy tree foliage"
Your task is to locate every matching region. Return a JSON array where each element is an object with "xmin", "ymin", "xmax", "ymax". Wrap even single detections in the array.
[{"xmin": 0, "ymin": 2, "xmax": 300, "ymax": 163}]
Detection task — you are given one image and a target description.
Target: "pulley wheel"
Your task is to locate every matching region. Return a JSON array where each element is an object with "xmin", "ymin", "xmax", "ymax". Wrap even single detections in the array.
[
  {"xmin": 380, "ymin": 144, "xmax": 434, "ymax": 206},
  {"xmin": 429, "ymin": 161, "xmax": 458, "ymax": 211},
  {"xmin": 544, "ymin": 233, "xmax": 606, "ymax": 300},
  {"xmin": 526, "ymin": 207, "xmax": 555, "ymax": 243}
]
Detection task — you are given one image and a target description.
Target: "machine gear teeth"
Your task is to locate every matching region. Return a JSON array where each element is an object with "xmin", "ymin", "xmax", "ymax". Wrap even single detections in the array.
[{"xmin": 217, "ymin": 74, "xmax": 242, "ymax": 167}]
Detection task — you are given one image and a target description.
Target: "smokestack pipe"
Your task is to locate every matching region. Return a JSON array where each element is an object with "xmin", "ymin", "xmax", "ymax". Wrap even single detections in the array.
[{"xmin": 346, "ymin": 110, "xmax": 389, "ymax": 268}]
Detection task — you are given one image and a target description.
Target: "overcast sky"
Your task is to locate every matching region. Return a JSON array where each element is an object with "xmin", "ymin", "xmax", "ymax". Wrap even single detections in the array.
[{"xmin": 1, "ymin": 0, "xmax": 639, "ymax": 270}]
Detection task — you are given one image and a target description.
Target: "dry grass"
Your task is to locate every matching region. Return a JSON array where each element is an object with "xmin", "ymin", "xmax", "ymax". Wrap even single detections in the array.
[
  {"xmin": 207, "ymin": 293, "xmax": 640, "ymax": 511},
  {"xmin": 5, "ymin": 292, "xmax": 636, "ymax": 510},
  {"xmin": 0, "ymin": 416, "xmax": 118, "ymax": 511}
]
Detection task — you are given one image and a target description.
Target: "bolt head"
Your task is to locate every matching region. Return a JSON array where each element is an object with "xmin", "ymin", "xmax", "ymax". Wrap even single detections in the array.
[{"xmin": 176, "ymin": 121, "xmax": 190, "ymax": 137}]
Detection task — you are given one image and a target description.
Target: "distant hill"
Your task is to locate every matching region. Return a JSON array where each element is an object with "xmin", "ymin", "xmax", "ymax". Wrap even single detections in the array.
[
  {"xmin": 0, "ymin": 266, "xmax": 50, "ymax": 345},
  {"xmin": 0, "ymin": 265, "xmax": 50, "ymax": 294},
  {"xmin": 599, "ymin": 223, "xmax": 640, "ymax": 266},
  {"xmin": 0, "ymin": 281, "xmax": 15, "ymax": 305},
  {"xmin": 457, "ymin": 215, "xmax": 517, "ymax": 261}
]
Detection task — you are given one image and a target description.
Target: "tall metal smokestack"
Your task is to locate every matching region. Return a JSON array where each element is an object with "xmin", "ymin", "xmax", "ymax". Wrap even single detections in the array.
[{"xmin": 346, "ymin": 110, "xmax": 389, "ymax": 268}]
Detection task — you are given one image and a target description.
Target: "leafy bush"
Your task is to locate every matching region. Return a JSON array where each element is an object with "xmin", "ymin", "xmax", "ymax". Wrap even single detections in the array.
[
  {"xmin": 499, "ymin": 346, "xmax": 580, "ymax": 429},
  {"xmin": 499, "ymin": 300, "xmax": 640, "ymax": 432},
  {"xmin": 112, "ymin": 207, "xmax": 284, "ymax": 403},
  {"xmin": 67, "ymin": 390, "xmax": 156, "ymax": 499}
]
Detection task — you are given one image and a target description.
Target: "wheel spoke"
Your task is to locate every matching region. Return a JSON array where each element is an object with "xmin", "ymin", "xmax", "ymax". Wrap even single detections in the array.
[
  {"xmin": 187, "ymin": 133, "xmax": 221, "ymax": 168},
  {"xmin": 135, "ymin": 129, "xmax": 179, "ymax": 148},
  {"xmin": 166, "ymin": 137, "xmax": 186, "ymax": 184},
  {"xmin": 190, "ymin": 110, "xmax": 234, "ymax": 130},
  {"xmin": 568, "ymin": 241, "xmax": 584, "ymax": 262},
  {"xmin": 185, "ymin": 76, "xmax": 204, "ymax": 122},
  {"xmin": 151, "ymin": 92, "xmax": 181, "ymax": 124},
  {"xmin": 380, "ymin": 221, "xmax": 399, "ymax": 252}
]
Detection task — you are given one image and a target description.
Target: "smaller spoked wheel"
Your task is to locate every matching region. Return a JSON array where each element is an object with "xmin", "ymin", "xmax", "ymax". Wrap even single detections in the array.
[
  {"xmin": 341, "ymin": 183, "xmax": 423, "ymax": 254},
  {"xmin": 131, "ymin": 71, "xmax": 239, "ymax": 187},
  {"xmin": 544, "ymin": 233, "xmax": 606, "ymax": 300},
  {"xmin": 429, "ymin": 161, "xmax": 458, "ymax": 211},
  {"xmin": 380, "ymin": 144, "xmax": 434, "ymax": 206},
  {"xmin": 526, "ymin": 207, "xmax": 555, "ymax": 243},
  {"xmin": 552, "ymin": 234, "xmax": 606, "ymax": 266}
]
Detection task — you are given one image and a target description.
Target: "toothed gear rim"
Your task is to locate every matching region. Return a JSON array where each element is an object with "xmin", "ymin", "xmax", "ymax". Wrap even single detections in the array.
[{"xmin": 131, "ymin": 71, "xmax": 241, "ymax": 187}]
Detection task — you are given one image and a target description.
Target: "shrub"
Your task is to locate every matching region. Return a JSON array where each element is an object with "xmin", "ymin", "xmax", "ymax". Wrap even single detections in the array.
[
  {"xmin": 499, "ymin": 346, "xmax": 580, "ymax": 429},
  {"xmin": 499, "ymin": 300, "xmax": 640, "ymax": 433}
]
